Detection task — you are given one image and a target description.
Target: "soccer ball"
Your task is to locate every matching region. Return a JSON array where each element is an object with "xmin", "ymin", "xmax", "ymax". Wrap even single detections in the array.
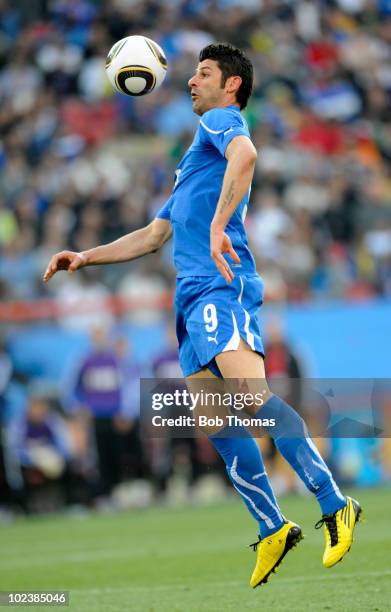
[{"xmin": 105, "ymin": 35, "xmax": 167, "ymax": 97}]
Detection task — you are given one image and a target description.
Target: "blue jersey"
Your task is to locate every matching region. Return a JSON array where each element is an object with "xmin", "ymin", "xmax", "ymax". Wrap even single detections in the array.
[{"xmin": 156, "ymin": 105, "xmax": 257, "ymax": 278}]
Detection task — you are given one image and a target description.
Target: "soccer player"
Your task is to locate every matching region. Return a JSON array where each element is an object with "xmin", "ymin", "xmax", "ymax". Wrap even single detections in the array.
[{"xmin": 43, "ymin": 43, "xmax": 362, "ymax": 587}]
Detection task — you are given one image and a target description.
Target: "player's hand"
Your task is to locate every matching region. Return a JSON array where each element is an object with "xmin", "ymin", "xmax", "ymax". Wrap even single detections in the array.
[
  {"xmin": 210, "ymin": 228, "xmax": 241, "ymax": 284},
  {"xmin": 43, "ymin": 250, "xmax": 87, "ymax": 283}
]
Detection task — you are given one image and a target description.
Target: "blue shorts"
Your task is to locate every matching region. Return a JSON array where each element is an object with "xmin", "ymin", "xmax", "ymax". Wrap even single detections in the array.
[{"xmin": 175, "ymin": 274, "xmax": 265, "ymax": 377}]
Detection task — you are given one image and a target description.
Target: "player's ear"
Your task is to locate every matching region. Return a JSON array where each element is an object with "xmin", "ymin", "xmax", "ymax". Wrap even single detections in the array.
[{"xmin": 226, "ymin": 75, "xmax": 242, "ymax": 95}]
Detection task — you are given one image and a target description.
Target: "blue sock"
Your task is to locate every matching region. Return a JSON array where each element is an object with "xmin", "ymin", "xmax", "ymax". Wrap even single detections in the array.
[
  {"xmin": 258, "ymin": 395, "xmax": 346, "ymax": 516},
  {"xmin": 209, "ymin": 425, "xmax": 285, "ymax": 538}
]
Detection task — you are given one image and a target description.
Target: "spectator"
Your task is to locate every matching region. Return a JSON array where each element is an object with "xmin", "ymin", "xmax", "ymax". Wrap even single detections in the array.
[
  {"xmin": 113, "ymin": 335, "xmax": 147, "ymax": 482},
  {"xmin": 65, "ymin": 326, "xmax": 139, "ymax": 501},
  {"xmin": 6, "ymin": 393, "xmax": 72, "ymax": 513}
]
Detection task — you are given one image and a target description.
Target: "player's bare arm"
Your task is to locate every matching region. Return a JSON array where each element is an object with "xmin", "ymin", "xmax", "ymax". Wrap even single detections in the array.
[
  {"xmin": 43, "ymin": 218, "xmax": 172, "ymax": 282},
  {"xmin": 210, "ymin": 135, "xmax": 257, "ymax": 283}
]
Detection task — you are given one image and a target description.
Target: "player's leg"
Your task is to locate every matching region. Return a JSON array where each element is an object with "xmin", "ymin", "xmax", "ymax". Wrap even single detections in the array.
[
  {"xmin": 187, "ymin": 367, "xmax": 300, "ymax": 587},
  {"xmin": 179, "ymin": 275, "xmax": 303, "ymax": 585},
  {"xmin": 216, "ymin": 340, "xmax": 346, "ymax": 513},
  {"xmin": 215, "ymin": 340, "xmax": 362, "ymax": 568},
  {"xmin": 187, "ymin": 368, "xmax": 285, "ymax": 537}
]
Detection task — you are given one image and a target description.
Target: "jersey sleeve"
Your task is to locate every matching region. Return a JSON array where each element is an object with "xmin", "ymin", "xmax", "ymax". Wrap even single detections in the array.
[
  {"xmin": 199, "ymin": 108, "xmax": 250, "ymax": 157},
  {"xmin": 155, "ymin": 195, "xmax": 173, "ymax": 221}
]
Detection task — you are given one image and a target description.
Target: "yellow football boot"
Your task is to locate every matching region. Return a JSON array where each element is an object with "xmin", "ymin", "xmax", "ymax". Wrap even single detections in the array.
[
  {"xmin": 315, "ymin": 496, "xmax": 363, "ymax": 568},
  {"xmin": 249, "ymin": 520, "xmax": 303, "ymax": 588}
]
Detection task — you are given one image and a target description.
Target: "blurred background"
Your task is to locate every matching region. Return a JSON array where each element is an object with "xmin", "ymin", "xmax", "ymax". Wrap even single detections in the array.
[{"xmin": 0, "ymin": 0, "xmax": 390, "ymax": 518}]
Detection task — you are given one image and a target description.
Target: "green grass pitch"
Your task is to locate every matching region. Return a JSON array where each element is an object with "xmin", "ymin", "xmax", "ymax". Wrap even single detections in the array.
[{"xmin": 1, "ymin": 487, "xmax": 390, "ymax": 611}]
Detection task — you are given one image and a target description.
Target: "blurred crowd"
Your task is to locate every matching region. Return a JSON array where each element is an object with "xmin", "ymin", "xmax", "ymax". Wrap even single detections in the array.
[{"xmin": 0, "ymin": 0, "xmax": 390, "ymax": 308}]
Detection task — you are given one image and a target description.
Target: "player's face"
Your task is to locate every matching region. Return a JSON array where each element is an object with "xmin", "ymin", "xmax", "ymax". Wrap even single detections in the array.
[{"xmin": 188, "ymin": 59, "xmax": 226, "ymax": 115}]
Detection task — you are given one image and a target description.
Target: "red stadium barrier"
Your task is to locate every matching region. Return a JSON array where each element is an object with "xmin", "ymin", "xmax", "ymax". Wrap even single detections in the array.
[{"xmin": 0, "ymin": 292, "xmax": 174, "ymax": 322}]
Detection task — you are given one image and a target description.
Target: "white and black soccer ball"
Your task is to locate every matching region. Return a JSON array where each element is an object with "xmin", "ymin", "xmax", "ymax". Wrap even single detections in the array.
[{"xmin": 105, "ymin": 35, "xmax": 167, "ymax": 97}]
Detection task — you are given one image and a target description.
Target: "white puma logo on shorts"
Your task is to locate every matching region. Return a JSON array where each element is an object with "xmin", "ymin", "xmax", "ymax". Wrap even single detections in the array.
[{"xmin": 207, "ymin": 331, "xmax": 218, "ymax": 344}]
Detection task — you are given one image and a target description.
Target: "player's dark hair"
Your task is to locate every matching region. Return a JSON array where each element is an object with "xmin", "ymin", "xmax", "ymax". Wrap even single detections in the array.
[{"xmin": 199, "ymin": 43, "xmax": 253, "ymax": 110}]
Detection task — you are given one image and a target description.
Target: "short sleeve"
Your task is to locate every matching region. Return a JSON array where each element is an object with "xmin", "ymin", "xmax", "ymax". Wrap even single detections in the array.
[
  {"xmin": 199, "ymin": 108, "xmax": 250, "ymax": 157},
  {"xmin": 155, "ymin": 195, "xmax": 173, "ymax": 221}
]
